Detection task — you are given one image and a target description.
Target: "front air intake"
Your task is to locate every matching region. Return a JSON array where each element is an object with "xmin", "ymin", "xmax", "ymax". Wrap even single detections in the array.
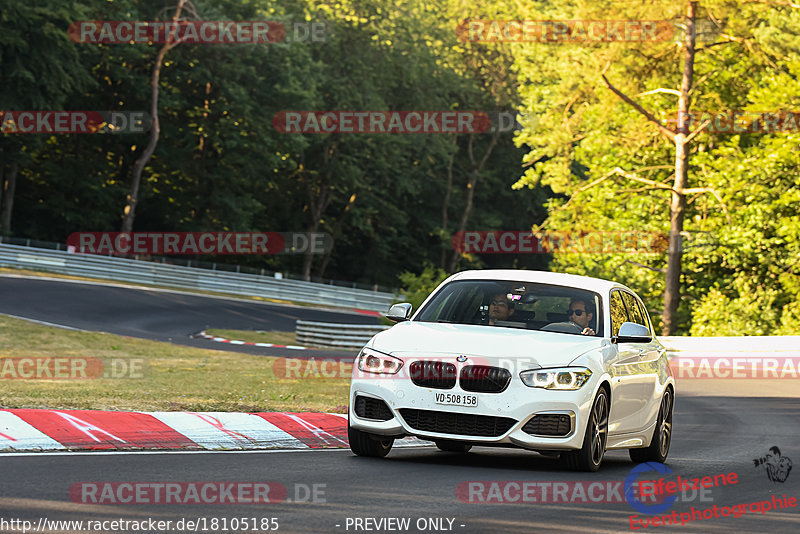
[
  {"xmin": 354, "ymin": 396, "xmax": 393, "ymax": 421},
  {"xmin": 399, "ymin": 408, "xmax": 516, "ymax": 437},
  {"xmin": 522, "ymin": 414, "xmax": 573, "ymax": 437}
]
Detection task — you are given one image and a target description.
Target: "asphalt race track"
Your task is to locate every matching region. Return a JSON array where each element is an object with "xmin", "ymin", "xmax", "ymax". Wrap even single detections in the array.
[
  {"xmin": 1, "ymin": 385, "xmax": 798, "ymax": 533},
  {"xmin": 0, "ymin": 275, "xmax": 377, "ymax": 359},
  {"xmin": 1, "ymin": 274, "xmax": 799, "ymax": 532}
]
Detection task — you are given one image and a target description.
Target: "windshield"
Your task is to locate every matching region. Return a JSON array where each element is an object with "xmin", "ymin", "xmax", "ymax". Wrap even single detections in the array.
[{"xmin": 415, "ymin": 279, "xmax": 603, "ymax": 337}]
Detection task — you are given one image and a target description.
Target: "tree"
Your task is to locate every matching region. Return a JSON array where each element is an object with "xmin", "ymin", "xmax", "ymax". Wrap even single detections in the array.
[
  {"xmin": 513, "ymin": 0, "xmax": 800, "ymax": 334},
  {"xmin": 121, "ymin": 0, "xmax": 193, "ymax": 232},
  {"xmin": 0, "ymin": 0, "xmax": 97, "ymax": 236}
]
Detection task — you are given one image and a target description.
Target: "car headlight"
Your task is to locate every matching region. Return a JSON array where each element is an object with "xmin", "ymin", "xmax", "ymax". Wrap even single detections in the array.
[
  {"xmin": 356, "ymin": 348, "xmax": 403, "ymax": 375},
  {"xmin": 519, "ymin": 367, "xmax": 592, "ymax": 390}
]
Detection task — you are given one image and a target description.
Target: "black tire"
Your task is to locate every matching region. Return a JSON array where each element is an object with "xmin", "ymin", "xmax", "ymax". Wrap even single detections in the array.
[
  {"xmin": 435, "ymin": 440, "xmax": 472, "ymax": 453},
  {"xmin": 562, "ymin": 388, "xmax": 609, "ymax": 472},
  {"xmin": 630, "ymin": 388, "xmax": 673, "ymax": 464},
  {"xmin": 348, "ymin": 425, "xmax": 394, "ymax": 458}
]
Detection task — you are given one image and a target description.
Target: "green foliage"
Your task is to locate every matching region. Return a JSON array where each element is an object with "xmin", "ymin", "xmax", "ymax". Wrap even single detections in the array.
[
  {"xmin": 3, "ymin": 0, "xmax": 550, "ymax": 288},
  {"xmin": 397, "ymin": 264, "xmax": 449, "ymax": 312},
  {"xmin": 512, "ymin": 0, "xmax": 800, "ymax": 335},
  {"xmin": 690, "ymin": 279, "xmax": 779, "ymax": 336},
  {"xmin": 777, "ymin": 301, "xmax": 800, "ymax": 336},
  {"xmin": 4, "ymin": 0, "xmax": 799, "ymax": 337}
]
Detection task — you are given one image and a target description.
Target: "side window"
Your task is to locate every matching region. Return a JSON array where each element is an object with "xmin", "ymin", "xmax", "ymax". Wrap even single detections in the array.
[
  {"xmin": 621, "ymin": 292, "xmax": 646, "ymax": 327},
  {"xmin": 635, "ymin": 297, "xmax": 654, "ymax": 334},
  {"xmin": 609, "ymin": 291, "xmax": 629, "ymax": 337}
]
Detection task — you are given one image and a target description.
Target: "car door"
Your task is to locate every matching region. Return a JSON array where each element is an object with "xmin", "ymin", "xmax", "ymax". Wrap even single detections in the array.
[
  {"xmin": 629, "ymin": 293, "xmax": 666, "ymax": 428},
  {"xmin": 608, "ymin": 290, "xmax": 643, "ymax": 434},
  {"xmin": 619, "ymin": 291, "xmax": 662, "ymax": 431}
]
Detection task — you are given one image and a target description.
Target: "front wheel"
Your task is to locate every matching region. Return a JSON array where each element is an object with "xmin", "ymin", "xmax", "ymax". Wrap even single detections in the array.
[
  {"xmin": 630, "ymin": 388, "xmax": 673, "ymax": 464},
  {"xmin": 562, "ymin": 389, "xmax": 609, "ymax": 472},
  {"xmin": 348, "ymin": 425, "xmax": 394, "ymax": 458}
]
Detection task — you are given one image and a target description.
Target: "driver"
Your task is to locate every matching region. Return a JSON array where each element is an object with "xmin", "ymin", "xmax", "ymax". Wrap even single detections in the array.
[
  {"xmin": 568, "ymin": 298, "xmax": 595, "ymax": 336},
  {"xmin": 488, "ymin": 293, "xmax": 515, "ymax": 325}
]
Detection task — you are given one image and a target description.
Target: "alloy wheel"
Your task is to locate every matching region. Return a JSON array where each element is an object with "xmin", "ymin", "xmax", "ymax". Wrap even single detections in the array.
[
  {"xmin": 590, "ymin": 392, "xmax": 609, "ymax": 466},
  {"xmin": 658, "ymin": 391, "xmax": 673, "ymax": 456}
]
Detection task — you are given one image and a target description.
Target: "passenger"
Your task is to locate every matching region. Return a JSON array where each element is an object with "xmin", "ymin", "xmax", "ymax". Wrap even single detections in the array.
[
  {"xmin": 488, "ymin": 293, "xmax": 515, "ymax": 325},
  {"xmin": 568, "ymin": 298, "xmax": 595, "ymax": 336}
]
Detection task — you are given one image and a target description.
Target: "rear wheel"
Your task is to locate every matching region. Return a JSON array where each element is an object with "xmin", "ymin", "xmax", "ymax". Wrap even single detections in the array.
[
  {"xmin": 630, "ymin": 388, "xmax": 673, "ymax": 464},
  {"xmin": 562, "ymin": 389, "xmax": 609, "ymax": 472},
  {"xmin": 348, "ymin": 425, "xmax": 394, "ymax": 458},
  {"xmin": 435, "ymin": 440, "xmax": 472, "ymax": 453}
]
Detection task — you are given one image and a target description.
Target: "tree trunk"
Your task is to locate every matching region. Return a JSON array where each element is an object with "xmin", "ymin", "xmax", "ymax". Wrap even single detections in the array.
[
  {"xmin": 301, "ymin": 144, "xmax": 335, "ymax": 281},
  {"xmin": 449, "ymin": 169, "xmax": 479, "ymax": 272},
  {"xmin": 448, "ymin": 131, "xmax": 500, "ymax": 272},
  {"xmin": 0, "ymin": 164, "xmax": 4, "ymax": 222},
  {"xmin": 440, "ymin": 137, "xmax": 457, "ymax": 269},
  {"xmin": 301, "ymin": 177, "xmax": 330, "ymax": 281},
  {"xmin": 314, "ymin": 192, "xmax": 356, "ymax": 279},
  {"xmin": 121, "ymin": 0, "xmax": 187, "ymax": 232},
  {"xmin": 301, "ymin": 221, "xmax": 319, "ymax": 281},
  {"xmin": 662, "ymin": 1, "xmax": 697, "ymax": 335},
  {"xmin": 1, "ymin": 162, "xmax": 18, "ymax": 236}
]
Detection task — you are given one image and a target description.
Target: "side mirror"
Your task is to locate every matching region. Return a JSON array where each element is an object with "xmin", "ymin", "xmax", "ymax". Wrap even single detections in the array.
[
  {"xmin": 613, "ymin": 322, "xmax": 652, "ymax": 344},
  {"xmin": 386, "ymin": 303, "xmax": 413, "ymax": 323}
]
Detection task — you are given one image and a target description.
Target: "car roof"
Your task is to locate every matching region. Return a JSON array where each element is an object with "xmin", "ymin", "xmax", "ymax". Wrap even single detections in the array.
[{"xmin": 447, "ymin": 269, "xmax": 629, "ymax": 295}]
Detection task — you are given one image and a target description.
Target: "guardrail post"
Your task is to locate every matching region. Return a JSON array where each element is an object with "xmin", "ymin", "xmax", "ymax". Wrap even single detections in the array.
[{"xmin": 295, "ymin": 320, "xmax": 390, "ymax": 349}]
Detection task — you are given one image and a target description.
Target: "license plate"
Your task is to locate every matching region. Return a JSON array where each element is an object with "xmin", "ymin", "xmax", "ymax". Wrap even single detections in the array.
[{"xmin": 434, "ymin": 392, "xmax": 478, "ymax": 407}]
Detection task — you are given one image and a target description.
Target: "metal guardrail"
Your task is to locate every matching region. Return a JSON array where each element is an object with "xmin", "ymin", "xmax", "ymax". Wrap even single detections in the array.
[
  {"xmin": 660, "ymin": 336, "xmax": 800, "ymax": 357},
  {"xmin": 290, "ymin": 323, "xmax": 800, "ymax": 354},
  {"xmin": 0, "ymin": 243, "xmax": 399, "ymax": 312},
  {"xmin": 295, "ymin": 320, "xmax": 389, "ymax": 349}
]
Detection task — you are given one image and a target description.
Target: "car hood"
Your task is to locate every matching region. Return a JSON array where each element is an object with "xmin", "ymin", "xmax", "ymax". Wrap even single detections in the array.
[{"xmin": 369, "ymin": 321, "xmax": 607, "ymax": 368}]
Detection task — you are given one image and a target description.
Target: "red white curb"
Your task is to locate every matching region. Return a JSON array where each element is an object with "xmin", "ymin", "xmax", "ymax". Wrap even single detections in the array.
[
  {"xmin": 0, "ymin": 409, "xmax": 427, "ymax": 452},
  {"xmin": 352, "ymin": 309, "xmax": 383, "ymax": 317},
  {"xmin": 191, "ymin": 330, "xmax": 309, "ymax": 350}
]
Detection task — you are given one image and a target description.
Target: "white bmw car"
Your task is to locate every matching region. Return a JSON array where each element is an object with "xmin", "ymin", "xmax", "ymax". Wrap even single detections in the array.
[{"xmin": 348, "ymin": 270, "xmax": 675, "ymax": 471}]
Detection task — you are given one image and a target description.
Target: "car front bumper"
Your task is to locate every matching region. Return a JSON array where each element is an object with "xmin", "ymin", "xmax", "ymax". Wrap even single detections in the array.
[{"xmin": 349, "ymin": 363, "xmax": 600, "ymax": 450}]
